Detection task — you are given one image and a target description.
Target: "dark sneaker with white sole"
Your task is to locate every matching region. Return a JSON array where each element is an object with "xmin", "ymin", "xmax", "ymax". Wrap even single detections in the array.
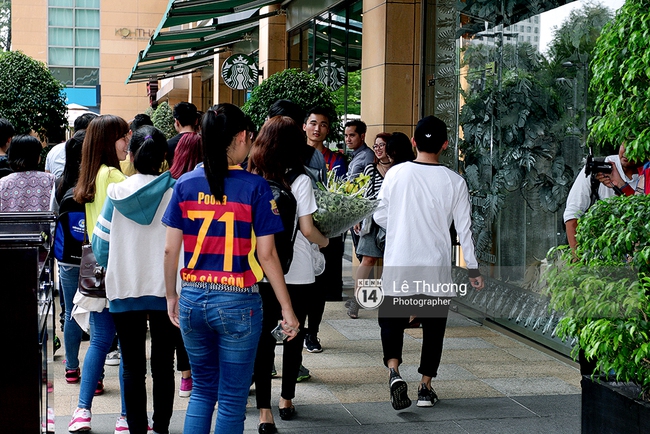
[
  {"xmin": 416, "ymin": 382, "xmax": 439, "ymax": 407},
  {"xmin": 389, "ymin": 368, "xmax": 411, "ymax": 410}
]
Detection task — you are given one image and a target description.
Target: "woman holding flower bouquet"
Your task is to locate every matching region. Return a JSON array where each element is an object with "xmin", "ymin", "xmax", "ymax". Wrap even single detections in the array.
[
  {"xmin": 348, "ymin": 132, "xmax": 415, "ymax": 318},
  {"xmin": 248, "ymin": 115, "xmax": 329, "ymax": 433}
]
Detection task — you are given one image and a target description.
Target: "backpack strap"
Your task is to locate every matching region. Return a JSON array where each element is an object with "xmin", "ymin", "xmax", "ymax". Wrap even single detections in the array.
[{"xmin": 588, "ymin": 174, "xmax": 600, "ymax": 208}]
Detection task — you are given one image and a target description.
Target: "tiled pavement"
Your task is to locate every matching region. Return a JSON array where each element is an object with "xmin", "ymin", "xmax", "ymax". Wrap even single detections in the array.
[{"xmin": 52, "ymin": 295, "xmax": 582, "ymax": 433}]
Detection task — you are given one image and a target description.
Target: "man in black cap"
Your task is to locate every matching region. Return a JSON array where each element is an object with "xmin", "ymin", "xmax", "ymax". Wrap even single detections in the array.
[{"xmin": 373, "ymin": 115, "xmax": 484, "ymax": 411}]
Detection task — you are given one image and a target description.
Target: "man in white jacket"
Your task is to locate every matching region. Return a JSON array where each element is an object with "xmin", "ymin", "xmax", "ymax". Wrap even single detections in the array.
[
  {"xmin": 373, "ymin": 115, "xmax": 484, "ymax": 411},
  {"xmin": 563, "ymin": 144, "xmax": 640, "ymax": 250}
]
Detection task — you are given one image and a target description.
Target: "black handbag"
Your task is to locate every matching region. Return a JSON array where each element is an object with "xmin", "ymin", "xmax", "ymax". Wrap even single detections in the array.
[{"xmin": 78, "ymin": 232, "xmax": 106, "ymax": 298}]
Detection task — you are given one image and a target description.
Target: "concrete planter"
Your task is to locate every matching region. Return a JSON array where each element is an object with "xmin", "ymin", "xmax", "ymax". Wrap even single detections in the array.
[{"xmin": 581, "ymin": 375, "xmax": 650, "ymax": 434}]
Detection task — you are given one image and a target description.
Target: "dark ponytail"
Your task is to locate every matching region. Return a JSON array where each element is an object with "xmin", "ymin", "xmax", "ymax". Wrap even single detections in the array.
[
  {"xmin": 201, "ymin": 103, "xmax": 249, "ymax": 199},
  {"xmin": 129, "ymin": 125, "xmax": 167, "ymax": 175}
]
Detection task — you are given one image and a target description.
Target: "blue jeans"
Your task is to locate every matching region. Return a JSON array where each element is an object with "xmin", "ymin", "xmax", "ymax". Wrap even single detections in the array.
[
  {"xmin": 78, "ymin": 308, "xmax": 126, "ymax": 415},
  {"xmin": 179, "ymin": 287, "xmax": 262, "ymax": 434},
  {"xmin": 60, "ymin": 265, "xmax": 83, "ymax": 370}
]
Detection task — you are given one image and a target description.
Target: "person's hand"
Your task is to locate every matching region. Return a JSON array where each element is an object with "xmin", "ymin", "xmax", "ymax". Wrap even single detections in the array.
[
  {"xmin": 353, "ymin": 223, "xmax": 361, "ymax": 234},
  {"xmin": 167, "ymin": 295, "xmax": 180, "ymax": 328},
  {"xmin": 469, "ymin": 275, "xmax": 484, "ymax": 291},
  {"xmin": 595, "ymin": 162, "xmax": 625, "ymax": 189},
  {"xmin": 280, "ymin": 309, "xmax": 300, "ymax": 341}
]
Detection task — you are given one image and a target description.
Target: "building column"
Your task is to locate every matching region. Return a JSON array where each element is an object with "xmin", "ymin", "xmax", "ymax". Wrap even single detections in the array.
[
  {"xmin": 361, "ymin": 0, "xmax": 421, "ymax": 140},
  {"xmin": 258, "ymin": 4, "xmax": 287, "ymax": 82},
  {"xmin": 214, "ymin": 50, "xmax": 234, "ymax": 104}
]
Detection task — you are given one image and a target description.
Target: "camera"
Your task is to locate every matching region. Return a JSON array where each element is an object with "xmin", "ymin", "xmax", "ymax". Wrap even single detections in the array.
[{"xmin": 584, "ymin": 153, "xmax": 612, "ymax": 177}]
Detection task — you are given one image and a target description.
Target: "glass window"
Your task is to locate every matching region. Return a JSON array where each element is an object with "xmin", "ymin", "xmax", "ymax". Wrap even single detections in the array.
[
  {"xmin": 75, "ymin": 68, "xmax": 99, "ymax": 86},
  {"xmin": 75, "ymin": 9, "xmax": 99, "ymax": 27},
  {"xmin": 527, "ymin": 36, "xmax": 531, "ymax": 42},
  {"xmin": 527, "ymin": 26, "xmax": 531, "ymax": 32},
  {"xmin": 48, "ymin": 2, "xmax": 100, "ymax": 89},
  {"xmin": 75, "ymin": 0, "xmax": 99, "ymax": 8},
  {"xmin": 75, "ymin": 48, "xmax": 99, "ymax": 67},
  {"xmin": 534, "ymin": 36, "xmax": 538, "ymax": 42},
  {"xmin": 48, "ymin": 8, "xmax": 73, "ymax": 26},
  {"xmin": 50, "ymin": 67, "xmax": 73, "ymax": 85},
  {"xmin": 75, "ymin": 29, "xmax": 99, "ymax": 47},
  {"xmin": 49, "ymin": 28, "xmax": 73, "ymax": 46},
  {"xmin": 534, "ymin": 16, "xmax": 539, "ymax": 23},
  {"xmin": 49, "ymin": 47, "xmax": 74, "ymax": 65}
]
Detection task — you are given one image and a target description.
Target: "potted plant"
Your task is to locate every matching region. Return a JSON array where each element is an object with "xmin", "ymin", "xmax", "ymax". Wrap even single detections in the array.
[
  {"xmin": 544, "ymin": 193, "xmax": 650, "ymax": 433},
  {"xmin": 242, "ymin": 68, "xmax": 340, "ymax": 141}
]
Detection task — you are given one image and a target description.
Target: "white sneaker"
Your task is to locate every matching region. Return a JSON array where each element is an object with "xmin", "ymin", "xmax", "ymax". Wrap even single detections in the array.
[
  {"xmin": 115, "ymin": 415, "xmax": 154, "ymax": 433},
  {"xmin": 114, "ymin": 416, "xmax": 129, "ymax": 434},
  {"xmin": 68, "ymin": 408, "xmax": 91, "ymax": 432},
  {"xmin": 105, "ymin": 350, "xmax": 121, "ymax": 366}
]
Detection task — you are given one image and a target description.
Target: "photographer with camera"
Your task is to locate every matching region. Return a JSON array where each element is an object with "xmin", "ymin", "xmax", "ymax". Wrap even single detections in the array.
[
  {"xmin": 563, "ymin": 144, "xmax": 641, "ymax": 250},
  {"xmin": 599, "ymin": 152, "xmax": 650, "ymax": 197}
]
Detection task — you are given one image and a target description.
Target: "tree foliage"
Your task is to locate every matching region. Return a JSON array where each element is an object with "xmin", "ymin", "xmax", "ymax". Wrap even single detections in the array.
[
  {"xmin": 0, "ymin": 51, "xmax": 67, "ymax": 142},
  {"xmin": 459, "ymin": 42, "xmax": 571, "ymax": 258},
  {"xmin": 590, "ymin": 0, "xmax": 650, "ymax": 162},
  {"xmin": 545, "ymin": 1, "xmax": 613, "ymax": 155},
  {"xmin": 242, "ymin": 68, "xmax": 339, "ymax": 140},
  {"xmin": 150, "ymin": 101, "xmax": 176, "ymax": 139},
  {"xmin": 545, "ymin": 194, "xmax": 650, "ymax": 400},
  {"xmin": 333, "ymin": 70, "xmax": 361, "ymax": 116},
  {"xmin": 546, "ymin": 1, "xmax": 613, "ymax": 66}
]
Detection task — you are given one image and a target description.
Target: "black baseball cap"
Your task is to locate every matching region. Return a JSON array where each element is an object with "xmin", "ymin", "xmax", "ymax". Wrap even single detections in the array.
[{"xmin": 413, "ymin": 115, "xmax": 447, "ymax": 150}]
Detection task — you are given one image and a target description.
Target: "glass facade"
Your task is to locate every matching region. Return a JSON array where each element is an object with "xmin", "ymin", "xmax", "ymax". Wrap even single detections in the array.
[
  {"xmin": 288, "ymin": 0, "xmax": 363, "ymax": 121},
  {"xmin": 48, "ymin": 0, "xmax": 100, "ymax": 87},
  {"xmin": 421, "ymin": 0, "xmax": 598, "ymax": 354}
]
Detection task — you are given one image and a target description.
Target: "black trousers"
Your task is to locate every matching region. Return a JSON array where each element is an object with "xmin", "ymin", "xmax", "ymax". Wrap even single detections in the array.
[
  {"xmin": 112, "ymin": 310, "xmax": 177, "ymax": 434},
  {"xmin": 378, "ymin": 295, "xmax": 450, "ymax": 378},
  {"xmin": 253, "ymin": 282, "xmax": 310, "ymax": 409}
]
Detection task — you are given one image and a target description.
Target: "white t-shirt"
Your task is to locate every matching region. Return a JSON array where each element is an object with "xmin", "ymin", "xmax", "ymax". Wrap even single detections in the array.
[
  {"xmin": 373, "ymin": 162, "xmax": 478, "ymax": 297},
  {"xmin": 284, "ymin": 174, "xmax": 318, "ymax": 285},
  {"xmin": 563, "ymin": 155, "xmax": 639, "ymax": 223},
  {"xmin": 45, "ymin": 142, "xmax": 66, "ymax": 179}
]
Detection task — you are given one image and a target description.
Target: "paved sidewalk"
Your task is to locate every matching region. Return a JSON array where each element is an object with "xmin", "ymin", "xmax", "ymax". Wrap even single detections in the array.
[{"xmin": 53, "ymin": 296, "xmax": 581, "ymax": 433}]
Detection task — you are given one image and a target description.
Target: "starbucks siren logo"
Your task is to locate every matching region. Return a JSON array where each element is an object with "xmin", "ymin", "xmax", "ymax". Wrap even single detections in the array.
[
  {"xmin": 312, "ymin": 57, "xmax": 345, "ymax": 90},
  {"xmin": 221, "ymin": 54, "xmax": 258, "ymax": 90}
]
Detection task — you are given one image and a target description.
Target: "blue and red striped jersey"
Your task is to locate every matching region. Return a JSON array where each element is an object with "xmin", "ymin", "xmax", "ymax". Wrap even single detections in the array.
[{"xmin": 162, "ymin": 166, "xmax": 283, "ymax": 288}]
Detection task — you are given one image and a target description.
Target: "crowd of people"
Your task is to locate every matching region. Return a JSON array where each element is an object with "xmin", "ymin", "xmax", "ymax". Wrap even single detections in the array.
[{"xmin": 0, "ymin": 101, "xmax": 490, "ymax": 434}]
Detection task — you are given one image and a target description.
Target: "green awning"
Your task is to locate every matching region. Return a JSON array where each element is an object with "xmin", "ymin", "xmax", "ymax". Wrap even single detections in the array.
[
  {"xmin": 159, "ymin": 0, "xmax": 279, "ymax": 29},
  {"xmin": 127, "ymin": 50, "xmax": 221, "ymax": 83},
  {"xmin": 127, "ymin": 0, "xmax": 281, "ymax": 84}
]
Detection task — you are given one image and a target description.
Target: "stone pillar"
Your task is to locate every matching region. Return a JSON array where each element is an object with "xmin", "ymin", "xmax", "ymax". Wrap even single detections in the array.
[
  {"xmin": 258, "ymin": 4, "xmax": 287, "ymax": 82},
  {"xmin": 361, "ymin": 0, "xmax": 421, "ymax": 140},
  {"xmin": 189, "ymin": 71, "xmax": 203, "ymax": 107},
  {"xmin": 214, "ymin": 50, "xmax": 234, "ymax": 104}
]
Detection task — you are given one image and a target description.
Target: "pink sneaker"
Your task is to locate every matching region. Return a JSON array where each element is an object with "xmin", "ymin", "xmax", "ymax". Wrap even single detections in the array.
[
  {"xmin": 65, "ymin": 368, "xmax": 81, "ymax": 384},
  {"xmin": 114, "ymin": 416, "xmax": 129, "ymax": 433},
  {"xmin": 68, "ymin": 407, "xmax": 91, "ymax": 432},
  {"xmin": 179, "ymin": 377, "xmax": 192, "ymax": 397},
  {"xmin": 114, "ymin": 415, "xmax": 154, "ymax": 433}
]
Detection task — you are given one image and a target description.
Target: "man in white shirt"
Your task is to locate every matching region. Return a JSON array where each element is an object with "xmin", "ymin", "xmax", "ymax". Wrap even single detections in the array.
[
  {"xmin": 45, "ymin": 113, "xmax": 97, "ymax": 178},
  {"xmin": 373, "ymin": 115, "xmax": 483, "ymax": 411},
  {"xmin": 563, "ymin": 144, "xmax": 640, "ymax": 250}
]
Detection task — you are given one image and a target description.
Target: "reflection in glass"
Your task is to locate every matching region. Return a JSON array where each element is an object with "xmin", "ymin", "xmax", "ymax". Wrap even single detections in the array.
[{"xmin": 75, "ymin": 68, "xmax": 99, "ymax": 86}]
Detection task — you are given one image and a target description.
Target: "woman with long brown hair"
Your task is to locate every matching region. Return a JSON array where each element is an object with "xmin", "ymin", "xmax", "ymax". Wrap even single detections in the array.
[
  {"xmin": 69, "ymin": 115, "xmax": 130, "ymax": 433},
  {"xmin": 248, "ymin": 116, "xmax": 329, "ymax": 433}
]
